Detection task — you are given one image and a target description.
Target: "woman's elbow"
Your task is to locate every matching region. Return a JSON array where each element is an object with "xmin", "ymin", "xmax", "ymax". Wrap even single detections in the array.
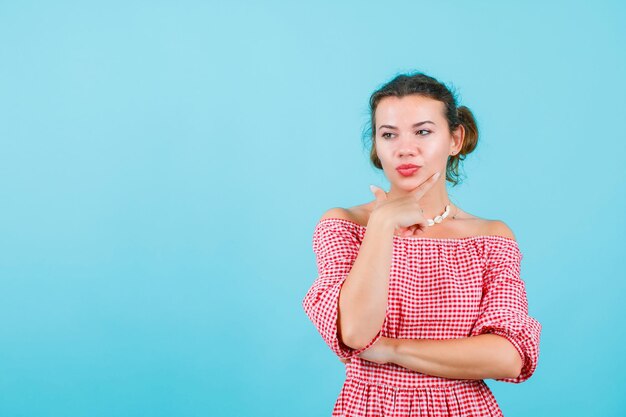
[
  {"xmin": 506, "ymin": 349, "xmax": 524, "ymax": 379},
  {"xmin": 341, "ymin": 331, "xmax": 366, "ymax": 350},
  {"xmin": 487, "ymin": 334, "xmax": 525, "ymax": 379}
]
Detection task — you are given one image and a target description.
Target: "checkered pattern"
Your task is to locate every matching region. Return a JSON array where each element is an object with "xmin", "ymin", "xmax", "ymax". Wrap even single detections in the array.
[{"xmin": 302, "ymin": 218, "xmax": 542, "ymax": 417}]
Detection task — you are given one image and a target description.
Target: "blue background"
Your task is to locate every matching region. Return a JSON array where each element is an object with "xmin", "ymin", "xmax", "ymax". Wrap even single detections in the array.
[{"xmin": 1, "ymin": 1, "xmax": 624, "ymax": 416}]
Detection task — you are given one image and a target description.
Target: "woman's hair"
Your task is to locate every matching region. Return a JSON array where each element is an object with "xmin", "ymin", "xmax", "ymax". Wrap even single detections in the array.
[{"xmin": 362, "ymin": 71, "xmax": 479, "ymax": 187}]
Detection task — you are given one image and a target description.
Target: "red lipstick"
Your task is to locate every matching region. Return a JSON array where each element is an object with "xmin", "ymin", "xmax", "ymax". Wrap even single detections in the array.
[{"xmin": 396, "ymin": 164, "xmax": 421, "ymax": 177}]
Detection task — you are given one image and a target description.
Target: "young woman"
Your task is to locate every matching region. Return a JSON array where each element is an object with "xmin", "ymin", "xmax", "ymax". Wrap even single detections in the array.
[{"xmin": 302, "ymin": 72, "xmax": 542, "ymax": 416}]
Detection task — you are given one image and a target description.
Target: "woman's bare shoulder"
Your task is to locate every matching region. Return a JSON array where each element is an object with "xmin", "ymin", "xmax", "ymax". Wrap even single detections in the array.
[
  {"xmin": 456, "ymin": 210, "xmax": 516, "ymax": 240},
  {"xmin": 319, "ymin": 207, "xmax": 354, "ymax": 222},
  {"xmin": 319, "ymin": 205, "xmax": 368, "ymax": 225},
  {"xmin": 486, "ymin": 219, "xmax": 517, "ymax": 240}
]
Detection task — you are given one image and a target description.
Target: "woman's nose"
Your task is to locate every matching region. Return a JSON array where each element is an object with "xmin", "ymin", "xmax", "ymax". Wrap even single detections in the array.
[
  {"xmin": 397, "ymin": 134, "xmax": 419, "ymax": 157},
  {"xmin": 398, "ymin": 146, "xmax": 417, "ymax": 157}
]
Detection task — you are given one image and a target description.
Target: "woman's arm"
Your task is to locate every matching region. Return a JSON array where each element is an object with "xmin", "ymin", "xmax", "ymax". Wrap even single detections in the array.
[
  {"xmin": 392, "ymin": 334, "xmax": 523, "ymax": 380},
  {"xmin": 336, "ymin": 210, "xmax": 395, "ymax": 349},
  {"xmin": 358, "ymin": 335, "xmax": 522, "ymax": 380}
]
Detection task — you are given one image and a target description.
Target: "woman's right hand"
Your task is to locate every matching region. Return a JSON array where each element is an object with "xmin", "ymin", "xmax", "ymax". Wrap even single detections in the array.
[{"xmin": 368, "ymin": 171, "xmax": 441, "ymax": 237}]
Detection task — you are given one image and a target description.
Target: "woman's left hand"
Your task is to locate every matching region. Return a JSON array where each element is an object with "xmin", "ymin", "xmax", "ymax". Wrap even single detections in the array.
[{"xmin": 357, "ymin": 337, "xmax": 396, "ymax": 365}]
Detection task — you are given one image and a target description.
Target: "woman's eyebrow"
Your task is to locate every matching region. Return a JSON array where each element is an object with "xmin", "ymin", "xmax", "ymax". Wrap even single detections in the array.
[{"xmin": 379, "ymin": 121, "xmax": 436, "ymax": 129}]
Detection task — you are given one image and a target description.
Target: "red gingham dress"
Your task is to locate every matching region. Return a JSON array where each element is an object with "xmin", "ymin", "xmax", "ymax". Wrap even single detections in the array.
[{"xmin": 302, "ymin": 218, "xmax": 542, "ymax": 417}]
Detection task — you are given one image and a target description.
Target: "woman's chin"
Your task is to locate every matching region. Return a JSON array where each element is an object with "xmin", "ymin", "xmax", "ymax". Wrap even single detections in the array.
[{"xmin": 393, "ymin": 177, "xmax": 423, "ymax": 189}]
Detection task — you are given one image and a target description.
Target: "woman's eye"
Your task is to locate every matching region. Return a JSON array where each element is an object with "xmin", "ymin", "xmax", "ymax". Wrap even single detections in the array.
[
  {"xmin": 416, "ymin": 130, "xmax": 431, "ymax": 136},
  {"xmin": 381, "ymin": 132, "xmax": 393, "ymax": 139}
]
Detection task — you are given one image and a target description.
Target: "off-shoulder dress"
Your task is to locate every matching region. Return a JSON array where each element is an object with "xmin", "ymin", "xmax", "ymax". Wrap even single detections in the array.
[{"xmin": 302, "ymin": 218, "xmax": 542, "ymax": 417}]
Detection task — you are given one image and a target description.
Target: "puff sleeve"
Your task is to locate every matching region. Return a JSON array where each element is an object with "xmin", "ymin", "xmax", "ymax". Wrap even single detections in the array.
[
  {"xmin": 469, "ymin": 240, "xmax": 542, "ymax": 383},
  {"xmin": 302, "ymin": 220, "xmax": 384, "ymax": 359}
]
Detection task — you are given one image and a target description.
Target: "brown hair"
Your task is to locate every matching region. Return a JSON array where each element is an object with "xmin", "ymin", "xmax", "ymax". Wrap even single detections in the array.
[{"xmin": 362, "ymin": 71, "xmax": 479, "ymax": 187}]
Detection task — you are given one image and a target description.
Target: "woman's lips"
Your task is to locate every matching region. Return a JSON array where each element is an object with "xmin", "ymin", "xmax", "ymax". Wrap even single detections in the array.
[{"xmin": 396, "ymin": 167, "xmax": 420, "ymax": 176}]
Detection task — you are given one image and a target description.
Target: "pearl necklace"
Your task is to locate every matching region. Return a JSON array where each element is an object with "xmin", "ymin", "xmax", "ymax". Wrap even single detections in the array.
[{"xmin": 426, "ymin": 204, "xmax": 451, "ymax": 226}]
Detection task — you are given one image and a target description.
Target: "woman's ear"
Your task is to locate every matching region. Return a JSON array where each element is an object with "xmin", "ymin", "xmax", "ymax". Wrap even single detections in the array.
[{"xmin": 450, "ymin": 124, "xmax": 465, "ymax": 154}]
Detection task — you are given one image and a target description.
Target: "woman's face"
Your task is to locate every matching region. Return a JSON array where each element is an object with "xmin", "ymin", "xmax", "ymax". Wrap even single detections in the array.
[{"xmin": 374, "ymin": 94, "xmax": 462, "ymax": 191}]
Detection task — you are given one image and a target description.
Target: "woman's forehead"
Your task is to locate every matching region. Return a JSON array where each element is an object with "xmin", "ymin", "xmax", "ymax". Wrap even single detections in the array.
[{"xmin": 376, "ymin": 95, "xmax": 445, "ymax": 124}]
